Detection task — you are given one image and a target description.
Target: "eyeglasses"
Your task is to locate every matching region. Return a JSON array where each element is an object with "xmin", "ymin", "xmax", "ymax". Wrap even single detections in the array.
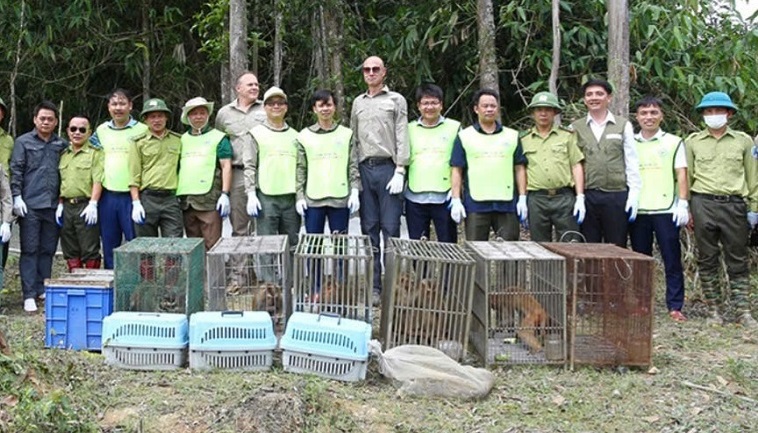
[
  {"xmin": 68, "ymin": 126, "xmax": 88, "ymax": 133},
  {"xmin": 419, "ymin": 101, "xmax": 441, "ymax": 108},
  {"xmin": 362, "ymin": 66, "xmax": 382, "ymax": 74},
  {"xmin": 265, "ymin": 101, "xmax": 287, "ymax": 107}
]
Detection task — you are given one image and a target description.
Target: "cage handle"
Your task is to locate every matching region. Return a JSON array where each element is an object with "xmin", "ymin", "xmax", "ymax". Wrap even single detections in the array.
[
  {"xmin": 317, "ymin": 312, "xmax": 342, "ymax": 325},
  {"xmin": 137, "ymin": 313, "xmax": 162, "ymax": 317},
  {"xmin": 221, "ymin": 311, "xmax": 244, "ymax": 316}
]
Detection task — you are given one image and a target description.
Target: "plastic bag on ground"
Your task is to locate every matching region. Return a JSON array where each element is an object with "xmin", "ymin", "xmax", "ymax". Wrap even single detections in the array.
[{"xmin": 369, "ymin": 340, "xmax": 495, "ymax": 400}]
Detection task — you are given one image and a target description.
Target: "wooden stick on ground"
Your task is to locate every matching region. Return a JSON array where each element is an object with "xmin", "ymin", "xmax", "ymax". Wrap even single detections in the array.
[{"xmin": 681, "ymin": 381, "xmax": 757, "ymax": 404}]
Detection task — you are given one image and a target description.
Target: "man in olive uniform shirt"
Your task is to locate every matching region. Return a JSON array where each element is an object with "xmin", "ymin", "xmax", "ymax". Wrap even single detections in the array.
[
  {"xmin": 58, "ymin": 115, "xmax": 103, "ymax": 271},
  {"xmin": 0, "ymin": 97, "xmax": 14, "ymax": 271},
  {"xmin": 521, "ymin": 92, "xmax": 585, "ymax": 242},
  {"xmin": 128, "ymin": 98, "xmax": 183, "ymax": 238},
  {"xmin": 686, "ymin": 91, "xmax": 758, "ymax": 328},
  {"xmin": 177, "ymin": 97, "xmax": 232, "ymax": 250}
]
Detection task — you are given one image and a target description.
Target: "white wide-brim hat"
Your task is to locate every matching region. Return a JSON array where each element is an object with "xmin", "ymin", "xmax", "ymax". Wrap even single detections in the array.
[{"xmin": 181, "ymin": 97, "xmax": 215, "ymax": 125}]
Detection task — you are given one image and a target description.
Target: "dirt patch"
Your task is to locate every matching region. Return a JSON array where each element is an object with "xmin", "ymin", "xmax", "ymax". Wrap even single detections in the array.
[{"xmin": 213, "ymin": 389, "xmax": 305, "ymax": 433}]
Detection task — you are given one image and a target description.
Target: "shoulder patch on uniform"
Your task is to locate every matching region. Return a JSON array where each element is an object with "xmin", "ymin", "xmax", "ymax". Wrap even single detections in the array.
[
  {"xmin": 559, "ymin": 125, "xmax": 574, "ymax": 133},
  {"xmin": 131, "ymin": 132, "xmax": 148, "ymax": 142},
  {"xmin": 168, "ymin": 130, "xmax": 182, "ymax": 138}
]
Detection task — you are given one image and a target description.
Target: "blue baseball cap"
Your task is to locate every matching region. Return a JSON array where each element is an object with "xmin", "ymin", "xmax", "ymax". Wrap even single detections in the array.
[{"xmin": 695, "ymin": 92, "xmax": 738, "ymax": 111}]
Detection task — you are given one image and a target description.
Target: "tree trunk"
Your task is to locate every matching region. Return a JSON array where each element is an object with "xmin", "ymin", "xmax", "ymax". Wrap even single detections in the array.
[
  {"xmin": 251, "ymin": 0, "xmax": 259, "ymax": 77},
  {"xmin": 476, "ymin": 0, "xmax": 499, "ymax": 95},
  {"xmin": 312, "ymin": 7, "xmax": 327, "ymax": 85},
  {"xmin": 221, "ymin": 9, "xmax": 232, "ymax": 104},
  {"xmin": 142, "ymin": 0, "xmax": 151, "ymax": 100},
  {"xmin": 607, "ymin": 0, "xmax": 630, "ymax": 117},
  {"xmin": 229, "ymin": 0, "xmax": 248, "ymax": 94},
  {"xmin": 273, "ymin": 0, "xmax": 283, "ymax": 87},
  {"xmin": 324, "ymin": 1, "xmax": 345, "ymax": 122},
  {"xmin": 550, "ymin": 0, "xmax": 561, "ymax": 124}
]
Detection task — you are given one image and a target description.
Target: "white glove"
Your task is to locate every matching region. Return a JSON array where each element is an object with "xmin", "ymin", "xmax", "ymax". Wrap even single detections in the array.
[
  {"xmin": 449, "ymin": 197, "xmax": 466, "ymax": 224},
  {"xmin": 516, "ymin": 195, "xmax": 528, "ymax": 222},
  {"xmin": 625, "ymin": 191, "xmax": 639, "ymax": 223},
  {"xmin": 573, "ymin": 194, "xmax": 586, "ymax": 225},
  {"xmin": 672, "ymin": 199, "xmax": 689, "ymax": 227},
  {"xmin": 131, "ymin": 200, "xmax": 145, "ymax": 224},
  {"xmin": 13, "ymin": 196, "xmax": 27, "ymax": 217},
  {"xmin": 385, "ymin": 170, "xmax": 404, "ymax": 195},
  {"xmin": 296, "ymin": 199, "xmax": 308, "ymax": 216},
  {"xmin": 247, "ymin": 192, "xmax": 262, "ymax": 217},
  {"xmin": 216, "ymin": 193, "xmax": 230, "ymax": 217},
  {"xmin": 80, "ymin": 200, "xmax": 98, "ymax": 225},
  {"xmin": 55, "ymin": 203, "xmax": 64, "ymax": 227},
  {"xmin": 0, "ymin": 223, "xmax": 11, "ymax": 243},
  {"xmin": 348, "ymin": 188, "xmax": 360, "ymax": 214},
  {"xmin": 748, "ymin": 211, "xmax": 758, "ymax": 228}
]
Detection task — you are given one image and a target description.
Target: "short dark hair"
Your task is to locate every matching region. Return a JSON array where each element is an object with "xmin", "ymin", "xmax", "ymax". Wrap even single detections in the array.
[
  {"xmin": 310, "ymin": 89, "xmax": 336, "ymax": 108},
  {"xmin": 633, "ymin": 95, "xmax": 663, "ymax": 113},
  {"xmin": 107, "ymin": 88, "xmax": 133, "ymax": 102},
  {"xmin": 471, "ymin": 88, "xmax": 500, "ymax": 107},
  {"xmin": 34, "ymin": 100, "xmax": 59, "ymax": 119},
  {"xmin": 415, "ymin": 83, "xmax": 444, "ymax": 103},
  {"xmin": 68, "ymin": 114, "xmax": 92, "ymax": 127},
  {"xmin": 581, "ymin": 78, "xmax": 613, "ymax": 95}
]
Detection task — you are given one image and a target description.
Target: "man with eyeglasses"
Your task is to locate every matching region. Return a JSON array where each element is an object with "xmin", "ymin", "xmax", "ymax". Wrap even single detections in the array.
[
  {"xmin": 350, "ymin": 56, "xmax": 409, "ymax": 306},
  {"xmin": 405, "ymin": 83, "xmax": 459, "ymax": 243},
  {"xmin": 11, "ymin": 101, "xmax": 68, "ymax": 312},
  {"xmin": 58, "ymin": 115, "xmax": 103, "ymax": 272}
]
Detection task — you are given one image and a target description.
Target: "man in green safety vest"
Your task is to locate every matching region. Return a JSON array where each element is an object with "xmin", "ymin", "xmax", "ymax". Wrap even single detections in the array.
[
  {"xmin": 405, "ymin": 83, "xmax": 459, "ymax": 243},
  {"xmin": 450, "ymin": 88, "xmax": 528, "ymax": 241},
  {"xmin": 521, "ymin": 91, "xmax": 585, "ymax": 242},
  {"xmin": 0, "ymin": 97, "xmax": 14, "ymax": 277},
  {"xmin": 628, "ymin": 96, "xmax": 689, "ymax": 322},
  {"xmin": 176, "ymin": 97, "xmax": 232, "ymax": 250},
  {"xmin": 686, "ymin": 91, "xmax": 758, "ymax": 328}
]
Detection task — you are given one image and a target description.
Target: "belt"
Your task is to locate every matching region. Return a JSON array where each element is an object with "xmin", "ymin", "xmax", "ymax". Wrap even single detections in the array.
[
  {"xmin": 361, "ymin": 157, "xmax": 393, "ymax": 166},
  {"xmin": 693, "ymin": 192, "xmax": 743, "ymax": 203},
  {"xmin": 62, "ymin": 197, "xmax": 89, "ymax": 204},
  {"xmin": 530, "ymin": 187, "xmax": 573, "ymax": 197},
  {"xmin": 232, "ymin": 164, "xmax": 244, "ymax": 170},
  {"xmin": 142, "ymin": 189, "xmax": 176, "ymax": 197}
]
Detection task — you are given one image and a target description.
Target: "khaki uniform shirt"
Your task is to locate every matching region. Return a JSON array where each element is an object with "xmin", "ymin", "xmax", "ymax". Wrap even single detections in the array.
[
  {"xmin": 295, "ymin": 123, "xmax": 360, "ymax": 208},
  {"xmin": 215, "ymin": 99, "xmax": 266, "ymax": 166},
  {"xmin": 240, "ymin": 120, "xmax": 291, "ymax": 192},
  {"xmin": 685, "ymin": 127, "xmax": 758, "ymax": 211},
  {"xmin": 59, "ymin": 144, "xmax": 104, "ymax": 199},
  {"xmin": 0, "ymin": 127, "xmax": 13, "ymax": 174},
  {"xmin": 349, "ymin": 85, "xmax": 410, "ymax": 166},
  {"xmin": 128, "ymin": 130, "xmax": 182, "ymax": 190},
  {"xmin": 522, "ymin": 126, "xmax": 583, "ymax": 191},
  {"xmin": 0, "ymin": 165, "xmax": 12, "ymax": 224}
]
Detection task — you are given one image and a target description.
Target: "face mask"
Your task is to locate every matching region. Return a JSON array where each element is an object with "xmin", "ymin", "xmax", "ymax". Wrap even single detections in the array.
[{"xmin": 703, "ymin": 114, "xmax": 728, "ymax": 129}]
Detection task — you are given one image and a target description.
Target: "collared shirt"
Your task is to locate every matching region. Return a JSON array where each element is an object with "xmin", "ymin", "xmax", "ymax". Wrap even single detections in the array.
[
  {"xmin": 215, "ymin": 98, "xmax": 266, "ymax": 165},
  {"xmin": 450, "ymin": 121, "xmax": 527, "ymax": 213},
  {"xmin": 0, "ymin": 165, "xmax": 12, "ymax": 224},
  {"xmin": 0, "ymin": 127, "xmax": 13, "ymax": 174},
  {"xmin": 295, "ymin": 122, "xmax": 360, "ymax": 208},
  {"xmin": 522, "ymin": 125, "xmax": 583, "ymax": 191},
  {"xmin": 128, "ymin": 130, "xmax": 182, "ymax": 190},
  {"xmin": 349, "ymin": 85, "xmax": 410, "ymax": 166},
  {"xmin": 10, "ymin": 129, "xmax": 68, "ymax": 209},
  {"xmin": 240, "ymin": 119, "xmax": 291, "ymax": 192},
  {"xmin": 59, "ymin": 144, "xmax": 104, "ymax": 198},
  {"xmin": 685, "ymin": 127, "xmax": 758, "ymax": 211},
  {"xmin": 584, "ymin": 111, "xmax": 642, "ymax": 196},
  {"xmin": 634, "ymin": 129, "xmax": 687, "ymax": 215},
  {"xmin": 404, "ymin": 116, "xmax": 455, "ymax": 205},
  {"xmin": 89, "ymin": 117, "xmax": 139, "ymax": 148}
]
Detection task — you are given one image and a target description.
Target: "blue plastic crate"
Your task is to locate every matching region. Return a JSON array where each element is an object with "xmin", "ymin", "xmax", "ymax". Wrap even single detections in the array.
[
  {"xmin": 189, "ymin": 311, "xmax": 277, "ymax": 371},
  {"xmin": 45, "ymin": 283, "xmax": 114, "ymax": 351},
  {"xmin": 102, "ymin": 312, "xmax": 189, "ymax": 370}
]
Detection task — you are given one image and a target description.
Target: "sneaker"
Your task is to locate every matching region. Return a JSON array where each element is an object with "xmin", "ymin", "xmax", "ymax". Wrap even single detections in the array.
[
  {"xmin": 24, "ymin": 298, "xmax": 38, "ymax": 313},
  {"xmin": 37, "ymin": 292, "xmax": 46, "ymax": 301},
  {"xmin": 706, "ymin": 307, "xmax": 723, "ymax": 326},
  {"xmin": 669, "ymin": 310, "xmax": 687, "ymax": 322},
  {"xmin": 737, "ymin": 312, "xmax": 758, "ymax": 330},
  {"xmin": 372, "ymin": 289, "xmax": 381, "ymax": 307}
]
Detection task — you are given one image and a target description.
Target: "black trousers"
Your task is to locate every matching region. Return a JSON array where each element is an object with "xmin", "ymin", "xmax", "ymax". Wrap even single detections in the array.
[{"xmin": 581, "ymin": 189, "xmax": 628, "ymax": 247}]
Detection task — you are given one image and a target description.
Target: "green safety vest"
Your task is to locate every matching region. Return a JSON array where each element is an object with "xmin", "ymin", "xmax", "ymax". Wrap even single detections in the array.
[
  {"xmin": 97, "ymin": 122, "xmax": 148, "ymax": 191},
  {"xmin": 251, "ymin": 125, "xmax": 298, "ymax": 195},
  {"xmin": 298, "ymin": 125, "xmax": 352, "ymax": 200},
  {"xmin": 459, "ymin": 126, "xmax": 519, "ymax": 201},
  {"xmin": 176, "ymin": 129, "xmax": 225, "ymax": 195},
  {"xmin": 408, "ymin": 119, "xmax": 460, "ymax": 193},
  {"xmin": 571, "ymin": 117, "xmax": 628, "ymax": 191},
  {"xmin": 636, "ymin": 133, "xmax": 682, "ymax": 211}
]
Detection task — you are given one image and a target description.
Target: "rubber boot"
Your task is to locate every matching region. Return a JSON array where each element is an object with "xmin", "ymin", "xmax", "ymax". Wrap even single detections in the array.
[
  {"xmin": 701, "ymin": 274, "xmax": 723, "ymax": 325},
  {"xmin": 66, "ymin": 258, "xmax": 83, "ymax": 272},
  {"xmin": 139, "ymin": 256, "xmax": 155, "ymax": 282},
  {"xmin": 730, "ymin": 277, "xmax": 757, "ymax": 329},
  {"xmin": 84, "ymin": 258, "xmax": 101, "ymax": 269}
]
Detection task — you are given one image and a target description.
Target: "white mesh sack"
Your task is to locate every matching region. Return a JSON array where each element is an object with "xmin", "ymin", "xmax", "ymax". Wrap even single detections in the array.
[{"xmin": 369, "ymin": 340, "xmax": 495, "ymax": 400}]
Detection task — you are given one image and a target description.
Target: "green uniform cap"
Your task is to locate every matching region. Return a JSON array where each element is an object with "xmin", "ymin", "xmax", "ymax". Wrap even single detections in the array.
[
  {"xmin": 695, "ymin": 91, "xmax": 737, "ymax": 111},
  {"xmin": 140, "ymin": 98, "xmax": 172, "ymax": 118},
  {"xmin": 527, "ymin": 92, "xmax": 562, "ymax": 111}
]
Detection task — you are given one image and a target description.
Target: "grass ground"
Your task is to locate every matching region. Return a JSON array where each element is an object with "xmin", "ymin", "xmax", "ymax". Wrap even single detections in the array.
[{"xmin": 1, "ymin": 252, "xmax": 756, "ymax": 433}]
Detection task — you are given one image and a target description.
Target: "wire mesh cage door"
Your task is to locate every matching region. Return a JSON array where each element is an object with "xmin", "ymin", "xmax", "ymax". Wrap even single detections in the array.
[
  {"xmin": 466, "ymin": 241, "xmax": 567, "ymax": 366},
  {"xmin": 541, "ymin": 243, "xmax": 654, "ymax": 369},
  {"xmin": 381, "ymin": 238, "xmax": 476, "ymax": 361},
  {"xmin": 206, "ymin": 235, "xmax": 291, "ymax": 333},
  {"xmin": 293, "ymin": 234, "xmax": 373, "ymax": 323}
]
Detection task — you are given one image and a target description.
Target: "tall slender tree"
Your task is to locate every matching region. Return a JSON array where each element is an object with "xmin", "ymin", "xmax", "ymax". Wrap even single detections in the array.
[
  {"xmin": 607, "ymin": 0, "xmax": 630, "ymax": 116},
  {"xmin": 477, "ymin": 0, "xmax": 499, "ymax": 95}
]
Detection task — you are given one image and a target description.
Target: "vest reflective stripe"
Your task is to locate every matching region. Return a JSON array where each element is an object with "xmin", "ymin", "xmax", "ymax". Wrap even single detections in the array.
[
  {"xmin": 176, "ymin": 129, "xmax": 225, "ymax": 195},
  {"xmin": 252, "ymin": 125, "xmax": 298, "ymax": 195},
  {"xmin": 636, "ymin": 133, "xmax": 681, "ymax": 211},
  {"xmin": 572, "ymin": 117, "xmax": 628, "ymax": 191},
  {"xmin": 460, "ymin": 126, "xmax": 518, "ymax": 201},
  {"xmin": 408, "ymin": 119, "xmax": 460, "ymax": 193},
  {"xmin": 298, "ymin": 126, "xmax": 352, "ymax": 200},
  {"xmin": 97, "ymin": 122, "xmax": 148, "ymax": 191}
]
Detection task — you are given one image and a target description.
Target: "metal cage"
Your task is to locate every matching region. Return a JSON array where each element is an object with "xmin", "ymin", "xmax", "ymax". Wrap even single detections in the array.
[
  {"xmin": 541, "ymin": 243, "xmax": 654, "ymax": 369},
  {"xmin": 206, "ymin": 236, "xmax": 291, "ymax": 333},
  {"xmin": 114, "ymin": 238, "xmax": 205, "ymax": 315},
  {"xmin": 465, "ymin": 241, "xmax": 567, "ymax": 366},
  {"xmin": 293, "ymin": 234, "xmax": 373, "ymax": 323},
  {"xmin": 381, "ymin": 238, "xmax": 476, "ymax": 361}
]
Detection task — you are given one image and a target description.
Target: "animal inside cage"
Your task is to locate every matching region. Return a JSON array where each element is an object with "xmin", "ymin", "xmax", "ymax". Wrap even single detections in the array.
[
  {"xmin": 541, "ymin": 243, "xmax": 654, "ymax": 369},
  {"xmin": 206, "ymin": 236, "xmax": 290, "ymax": 333},
  {"xmin": 293, "ymin": 234, "xmax": 373, "ymax": 323},
  {"xmin": 465, "ymin": 241, "xmax": 566, "ymax": 366},
  {"xmin": 380, "ymin": 238, "xmax": 476, "ymax": 361},
  {"xmin": 114, "ymin": 238, "xmax": 205, "ymax": 315}
]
